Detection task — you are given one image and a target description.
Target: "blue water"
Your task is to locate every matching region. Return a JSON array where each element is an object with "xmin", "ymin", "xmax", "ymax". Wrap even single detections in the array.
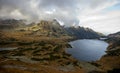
[{"xmin": 66, "ymin": 39, "xmax": 108, "ymax": 61}]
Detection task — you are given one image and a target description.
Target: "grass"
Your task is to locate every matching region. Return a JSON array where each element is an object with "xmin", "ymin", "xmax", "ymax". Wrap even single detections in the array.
[
  {"xmin": 31, "ymin": 57, "xmax": 50, "ymax": 61},
  {"xmin": 19, "ymin": 47, "xmax": 35, "ymax": 52},
  {"xmin": 17, "ymin": 42, "xmax": 35, "ymax": 45},
  {"xmin": 12, "ymin": 52, "xmax": 25, "ymax": 56},
  {"xmin": 0, "ymin": 51, "xmax": 10, "ymax": 54},
  {"xmin": 31, "ymin": 58, "xmax": 43, "ymax": 61},
  {"xmin": 90, "ymin": 62, "xmax": 101, "ymax": 67},
  {"xmin": 49, "ymin": 54, "xmax": 60, "ymax": 60},
  {"xmin": 0, "ymin": 30, "xmax": 85, "ymax": 73},
  {"xmin": 0, "ymin": 41, "xmax": 11, "ymax": 45}
]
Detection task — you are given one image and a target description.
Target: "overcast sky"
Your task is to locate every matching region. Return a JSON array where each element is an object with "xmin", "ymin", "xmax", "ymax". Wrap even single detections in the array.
[{"xmin": 0, "ymin": 0, "xmax": 120, "ymax": 34}]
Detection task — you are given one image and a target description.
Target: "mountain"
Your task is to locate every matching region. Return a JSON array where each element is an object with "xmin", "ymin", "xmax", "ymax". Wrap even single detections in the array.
[
  {"xmin": 95, "ymin": 32, "xmax": 120, "ymax": 72},
  {"xmin": 25, "ymin": 19, "xmax": 103, "ymax": 38},
  {"xmin": 0, "ymin": 19, "xmax": 26, "ymax": 30},
  {"xmin": 105, "ymin": 31, "xmax": 120, "ymax": 55},
  {"xmin": 0, "ymin": 19, "xmax": 104, "ymax": 39},
  {"xmin": 105, "ymin": 31, "xmax": 120, "ymax": 43},
  {"xmin": 108, "ymin": 31, "xmax": 120, "ymax": 38},
  {"xmin": 65, "ymin": 26, "xmax": 103, "ymax": 39},
  {"xmin": 20, "ymin": 19, "xmax": 67, "ymax": 37}
]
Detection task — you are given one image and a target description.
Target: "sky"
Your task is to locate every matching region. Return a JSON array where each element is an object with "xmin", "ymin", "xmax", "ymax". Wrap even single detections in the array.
[{"xmin": 0, "ymin": 0, "xmax": 120, "ymax": 34}]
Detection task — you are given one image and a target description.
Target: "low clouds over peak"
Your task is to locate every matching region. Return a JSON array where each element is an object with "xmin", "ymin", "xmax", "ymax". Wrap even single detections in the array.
[{"xmin": 0, "ymin": 0, "xmax": 120, "ymax": 34}]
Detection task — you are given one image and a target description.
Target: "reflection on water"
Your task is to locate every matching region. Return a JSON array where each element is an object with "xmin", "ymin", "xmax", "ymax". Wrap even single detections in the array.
[{"xmin": 66, "ymin": 39, "xmax": 108, "ymax": 61}]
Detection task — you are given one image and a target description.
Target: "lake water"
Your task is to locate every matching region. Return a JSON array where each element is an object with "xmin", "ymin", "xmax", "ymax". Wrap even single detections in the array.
[{"xmin": 66, "ymin": 39, "xmax": 109, "ymax": 61}]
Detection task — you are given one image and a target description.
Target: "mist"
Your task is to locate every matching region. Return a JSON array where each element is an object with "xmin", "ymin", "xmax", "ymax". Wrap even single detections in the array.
[{"xmin": 0, "ymin": 0, "xmax": 120, "ymax": 34}]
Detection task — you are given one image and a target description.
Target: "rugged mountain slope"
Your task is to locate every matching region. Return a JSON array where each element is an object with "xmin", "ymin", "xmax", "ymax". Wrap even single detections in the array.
[
  {"xmin": 20, "ymin": 19, "xmax": 67, "ymax": 37},
  {"xmin": 0, "ymin": 19, "xmax": 104, "ymax": 39},
  {"xmin": 106, "ymin": 31, "xmax": 120, "ymax": 55},
  {"xmin": 95, "ymin": 32, "xmax": 120, "ymax": 73},
  {"xmin": 25, "ymin": 19, "xmax": 103, "ymax": 39},
  {"xmin": 108, "ymin": 32, "xmax": 120, "ymax": 39},
  {"xmin": 65, "ymin": 26, "xmax": 103, "ymax": 39},
  {"xmin": 105, "ymin": 31, "xmax": 120, "ymax": 43},
  {"xmin": 0, "ymin": 19, "xmax": 26, "ymax": 30},
  {"xmin": 35, "ymin": 20, "xmax": 104, "ymax": 39}
]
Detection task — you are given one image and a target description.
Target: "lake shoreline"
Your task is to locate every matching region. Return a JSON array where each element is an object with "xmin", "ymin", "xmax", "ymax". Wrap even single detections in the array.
[
  {"xmin": 0, "ymin": 31, "xmax": 119, "ymax": 73},
  {"xmin": 66, "ymin": 39, "xmax": 108, "ymax": 62}
]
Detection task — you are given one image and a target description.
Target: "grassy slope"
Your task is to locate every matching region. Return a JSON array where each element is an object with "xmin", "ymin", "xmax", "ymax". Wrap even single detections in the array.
[
  {"xmin": 0, "ymin": 31, "xmax": 85, "ymax": 73},
  {"xmin": 1, "ymin": 30, "xmax": 120, "ymax": 73}
]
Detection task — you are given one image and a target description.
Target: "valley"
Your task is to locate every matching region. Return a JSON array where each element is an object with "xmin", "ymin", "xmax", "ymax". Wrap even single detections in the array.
[{"xmin": 0, "ymin": 19, "xmax": 120, "ymax": 73}]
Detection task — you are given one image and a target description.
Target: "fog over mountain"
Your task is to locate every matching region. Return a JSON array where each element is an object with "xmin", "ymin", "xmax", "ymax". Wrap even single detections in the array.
[{"xmin": 0, "ymin": 0, "xmax": 120, "ymax": 34}]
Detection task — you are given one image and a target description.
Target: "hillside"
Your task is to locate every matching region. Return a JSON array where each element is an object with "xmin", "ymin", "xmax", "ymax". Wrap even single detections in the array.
[
  {"xmin": 0, "ymin": 19, "xmax": 26, "ymax": 30},
  {"xmin": 95, "ymin": 32, "xmax": 120, "ymax": 73},
  {"xmin": 0, "ymin": 19, "xmax": 104, "ymax": 39},
  {"xmin": 23, "ymin": 19, "xmax": 67, "ymax": 37},
  {"xmin": 0, "ymin": 19, "xmax": 120, "ymax": 73},
  {"xmin": 65, "ymin": 26, "xmax": 103, "ymax": 39},
  {"xmin": 0, "ymin": 19, "xmax": 107, "ymax": 73}
]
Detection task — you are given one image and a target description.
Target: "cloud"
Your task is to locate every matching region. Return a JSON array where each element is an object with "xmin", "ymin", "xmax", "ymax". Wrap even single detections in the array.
[
  {"xmin": 0, "ymin": 0, "xmax": 120, "ymax": 34},
  {"xmin": 79, "ymin": 10, "xmax": 120, "ymax": 34}
]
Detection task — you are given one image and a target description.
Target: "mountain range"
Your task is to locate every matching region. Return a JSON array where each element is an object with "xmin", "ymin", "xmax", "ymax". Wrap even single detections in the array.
[{"xmin": 0, "ymin": 19, "xmax": 104, "ymax": 39}]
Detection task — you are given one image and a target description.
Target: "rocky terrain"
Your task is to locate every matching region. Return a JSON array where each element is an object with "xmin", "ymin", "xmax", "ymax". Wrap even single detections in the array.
[
  {"xmin": 65, "ymin": 26, "xmax": 104, "ymax": 39},
  {"xmin": 106, "ymin": 31, "xmax": 120, "ymax": 56},
  {"xmin": 0, "ymin": 19, "xmax": 120, "ymax": 73},
  {"xmin": 94, "ymin": 32, "xmax": 120, "ymax": 73},
  {"xmin": 0, "ymin": 19, "xmax": 26, "ymax": 30},
  {"xmin": 0, "ymin": 29, "xmax": 101, "ymax": 73},
  {"xmin": 0, "ymin": 19, "xmax": 102, "ymax": 73},
  {"xmin": 0, "ymin": 19, "xmax": 104, "ymax": 39}
]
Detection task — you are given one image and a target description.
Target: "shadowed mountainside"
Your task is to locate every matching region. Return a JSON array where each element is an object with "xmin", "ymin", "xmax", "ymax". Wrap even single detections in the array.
[{"xmin": 65, "ymin": 26, "xmax": 104, "ymax": 39}]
